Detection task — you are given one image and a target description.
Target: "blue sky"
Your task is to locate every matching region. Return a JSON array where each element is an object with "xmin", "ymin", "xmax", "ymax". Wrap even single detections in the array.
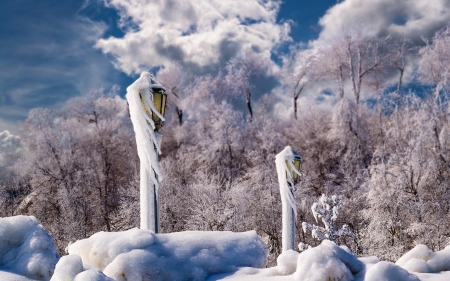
[{"xmin": 1, "ymin": 0, "xmax": 449, "ymax": 135}]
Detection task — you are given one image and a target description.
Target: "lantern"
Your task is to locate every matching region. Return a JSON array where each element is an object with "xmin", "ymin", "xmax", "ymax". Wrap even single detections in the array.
[
  {"xmin": 151, "ymin": 85, "xmax": 167, "ymax": 131},
  {"xmin": 139, "ymin": 80, "xmax": 167, "ymax": 131},
  {"xmin": 286, "ymin": 149, "xmax": 303, "ymax": 185}
]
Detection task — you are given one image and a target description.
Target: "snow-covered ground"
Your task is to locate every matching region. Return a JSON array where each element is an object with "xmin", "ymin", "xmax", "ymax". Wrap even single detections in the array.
[{"xmin": 2, "ymin": 215, "xmax": 450, "ymax": 281}]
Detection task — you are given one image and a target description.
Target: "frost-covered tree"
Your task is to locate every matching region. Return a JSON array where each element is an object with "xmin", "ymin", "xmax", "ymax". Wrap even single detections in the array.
[
  {"xmin": 302, "ymin": 194, "xmax": 354, "ymax": 245},
  {"xmin": 157, "ymin": 62, "xmax": 191, "ymax": 126},
  {"xmin": 226, "ymin": 49, "xmax": 266, "ymax": 122},
  {"xmin": 418, "ymin": 24, "xmax": 450, "ymax": 98},
  {"xmin": 279, "ymin": 47, "xmax": 314, "ymax": 119},
  {"xmin": 313, "ymin": 27, "xmax": 388, "ymax": 103},
  {"xmin": 13, "ymin": 92, "xmax": 138, "ymax": 253}
]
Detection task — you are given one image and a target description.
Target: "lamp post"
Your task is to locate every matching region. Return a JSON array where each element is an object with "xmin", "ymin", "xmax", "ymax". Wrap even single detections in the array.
[
  {"xmin": 126, "ymin": 72, "xmax": 167, "ymax": 233},
  {"xmin": 275, "ymin": 146, "xmax": 303, "ymax": 252}
]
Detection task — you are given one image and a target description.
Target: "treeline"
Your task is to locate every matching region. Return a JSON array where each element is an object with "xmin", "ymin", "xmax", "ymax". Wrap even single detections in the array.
[{"xmin": 2, "ymin": 25, "xmax": 450, "ymax": 265}]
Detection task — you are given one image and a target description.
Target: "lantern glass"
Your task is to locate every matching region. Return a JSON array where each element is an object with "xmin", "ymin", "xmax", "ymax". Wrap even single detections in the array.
[
  {"xmin": 151, "ymin": 87, "xmax": 167, "ymax": 130},
  {"xmin": 286, "ymin": 150, "xmax": 303, "ymax": 185}
]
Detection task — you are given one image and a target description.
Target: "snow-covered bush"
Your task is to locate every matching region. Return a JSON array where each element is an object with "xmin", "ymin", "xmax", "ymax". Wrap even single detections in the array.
[
  {"xmin": 0, "ymin": 216, "xmax": 59, "ymax": 280},
  {"xmin": 294, "ymin": 240, "xmax": 364, "ymax": 281},
  {"xmin": 302, "ymin": 194, "xmax": 354, "ymax": 246}
]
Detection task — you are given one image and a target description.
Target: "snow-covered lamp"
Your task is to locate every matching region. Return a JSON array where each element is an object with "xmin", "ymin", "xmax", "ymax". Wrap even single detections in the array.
[
  {"xmin": 127, "ymin": 72, "xmax": 167, "ymax": 233},
  {"xmin": 276, "ymin": 146, "xmax": 303, "ymax": 252}
]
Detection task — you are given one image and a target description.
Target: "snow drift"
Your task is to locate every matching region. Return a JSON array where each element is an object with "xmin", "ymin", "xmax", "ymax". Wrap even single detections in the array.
[
  {"xmin": 56, "ymin": 228, "xmax": 267, "ymax": 280},
  {"xmin": 0, "ymin": 216, "xmax": 59, "ymax": 280},
  {"xmin": 396, "ymin": 244, "xmax": 450, "ymax": 274}
]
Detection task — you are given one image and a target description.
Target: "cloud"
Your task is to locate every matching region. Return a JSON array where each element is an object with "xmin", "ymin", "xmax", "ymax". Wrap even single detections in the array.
[
  {"xmin": 95, "ymin": 0, "xmax": 291, "ymax": 75},
  {"xmin": 315, "ymin": 0, "xmax": 450, "ymax": 44},
  {"xmin": 0, "ymin": 0, "xmax": 132, "ymax": 133},
  {"xmin": 0, "ymin": 130, "xmax": 21, "ymax": 168}
]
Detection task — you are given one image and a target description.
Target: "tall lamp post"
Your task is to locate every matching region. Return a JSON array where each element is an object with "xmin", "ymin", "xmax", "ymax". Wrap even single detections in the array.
[
  {"xmin": 126, "ymin": 72, "xmax": 167, "ymax": 233},
  {"xmin": 275, "ymin": 146, "xmax": 303, "ymax": 252}
]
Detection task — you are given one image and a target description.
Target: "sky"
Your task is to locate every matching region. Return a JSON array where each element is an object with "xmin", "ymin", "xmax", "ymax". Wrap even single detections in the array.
[{"xmin": 1, "ymin": 0, "xmax": 450, "ymax": 140}]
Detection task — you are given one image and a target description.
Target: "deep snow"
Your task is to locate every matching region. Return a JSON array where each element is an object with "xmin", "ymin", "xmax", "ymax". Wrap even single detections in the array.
[{"xmin": 2, "ymin": 215, "xmax": 450, "ymax": 281}]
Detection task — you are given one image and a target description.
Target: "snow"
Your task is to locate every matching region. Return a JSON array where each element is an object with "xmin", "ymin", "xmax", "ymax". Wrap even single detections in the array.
[
  {"xmin": 396, "ymin": 244, "xmax": 450, "ymax": 273},
  {"xmin": 0, "ymin": 216, "xmax": 59, "ymax": 281},
  {"xmin": 295, "ymin": 240, "xmax": 364, "ymax": 281},
  {"xmin": 364, "ymin": 261, "xmax": 420, "ymax": 281},
  {"xmin": 58, "ymin": 228, "xmax": 267, "ymax": 280},
  {"xmin": 3, "ymin": 215, "xmax": 450, "ymax": 281}
]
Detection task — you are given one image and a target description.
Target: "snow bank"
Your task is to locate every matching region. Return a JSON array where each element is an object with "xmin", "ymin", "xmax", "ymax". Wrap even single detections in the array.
[
  {"xmin": 0, "ymin": 216, "xmax": 59, "ymax": 280},
  {"xmin": 60, "ymin": 229, "xmax": 267, "ymax": 280},
  {"xmin": 365, "ymin": 261, "xmax": 420, "ymax": 281},
  {"xmin": 396, "ymin": 244, "xmax": 450, "ymax": 273},
  {"xmin": 294, "ymin": 240, "xmax": 364, "ymax": 281}
]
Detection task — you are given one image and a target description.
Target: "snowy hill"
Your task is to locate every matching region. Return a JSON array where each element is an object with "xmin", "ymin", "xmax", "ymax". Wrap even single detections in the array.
[{"xmin": 2, "ymin": 215, "xmax": 450, "ymax": 281}]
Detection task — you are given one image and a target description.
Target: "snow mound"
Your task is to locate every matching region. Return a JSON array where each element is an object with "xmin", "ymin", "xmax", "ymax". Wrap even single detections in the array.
[
  {"xmin": 396, "ymin": 244, "xmax": 431, "ymax": 267},
  {"xmin": 294, "ymin": 240, "xmax": 364, "ymax": 281},
  {"xmin": 73, "ymin": 268, "xmax": 113, "ymax": 281},
  {"xmin": 67, "ymin": 228, "xmax": 155, "ymax": 270},
  {"xmin": 403, "ymin": 258, "xmax": 431, "ymax": 273},
  {"xmin": 50, "ymin": 255, "xmax": 83, "ymax": 281},
  {"xmin": 276, "ymin": 250, "xmax": 299, "ymax": 275},
  {"xmin": 396, "ymin": 244, "xmax": 450, "ymax": 273},
  {"xmin": 365, "ymin": 261, "xmax": 420, "ymax": 281},
  {"xmin": 427, "ymin": 245, "xmax": 450, "ymax": 273},
  {"xmin": 0, "ymin": 216, "xmax": 59, "ymax": 281},
  {"xmin": 63, "ymin": 229, "xmax": 267, "ymax": 280}
]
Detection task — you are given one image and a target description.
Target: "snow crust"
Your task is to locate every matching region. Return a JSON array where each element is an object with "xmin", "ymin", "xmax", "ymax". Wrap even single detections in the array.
[
  {"xmin": 57, "ymin": 228, "xmax": 267, "ymax": 280},
  {"xmin": 0, "ymin": 216, "xmax": 59, "ymax": 281}
]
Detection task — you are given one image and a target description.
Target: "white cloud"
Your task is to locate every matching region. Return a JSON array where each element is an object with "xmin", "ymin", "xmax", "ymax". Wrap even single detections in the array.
[
  {"xmin": 0, "ymin": 130, "xmax": 21, "ymax": 168},
  {"xmin": 315, "ymin": 0, "xmax": 450, "ymax": 44},
  {"xmin": 96, "ymin": 0, "xmax": 291, "ymax": 75}
]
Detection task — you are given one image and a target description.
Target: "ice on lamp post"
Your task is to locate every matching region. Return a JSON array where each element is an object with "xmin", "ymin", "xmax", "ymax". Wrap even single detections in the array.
[
  {"xmin": 275, "ymin": 146, "xmax": 302, "ymax": 252},
  {"xmin": 126, "ymin": 72, "xmax": 166, "ymax": 232}
]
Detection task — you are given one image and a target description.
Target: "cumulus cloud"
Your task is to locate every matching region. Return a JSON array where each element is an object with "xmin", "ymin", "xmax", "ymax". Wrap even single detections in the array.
[
  {"xmin": 315, "ymin": 0, "xmax": 450, "ymax": 44},
  {"xmin": 0, "ymin": 130, "xmax": 21, "ymax": 168},
  {"xmin": 96, "ymin": 0, "xmax": 291, "ymax": 75}
]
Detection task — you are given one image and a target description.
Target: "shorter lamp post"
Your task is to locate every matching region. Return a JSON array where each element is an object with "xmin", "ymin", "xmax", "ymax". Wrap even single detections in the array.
[
  {"xmin": 275, "ymin": 146, "xmax": 303, "ymax": 252},
  {"xmin": 126, "ymin": 72, "xmax": 167, "ymax": 233}
]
